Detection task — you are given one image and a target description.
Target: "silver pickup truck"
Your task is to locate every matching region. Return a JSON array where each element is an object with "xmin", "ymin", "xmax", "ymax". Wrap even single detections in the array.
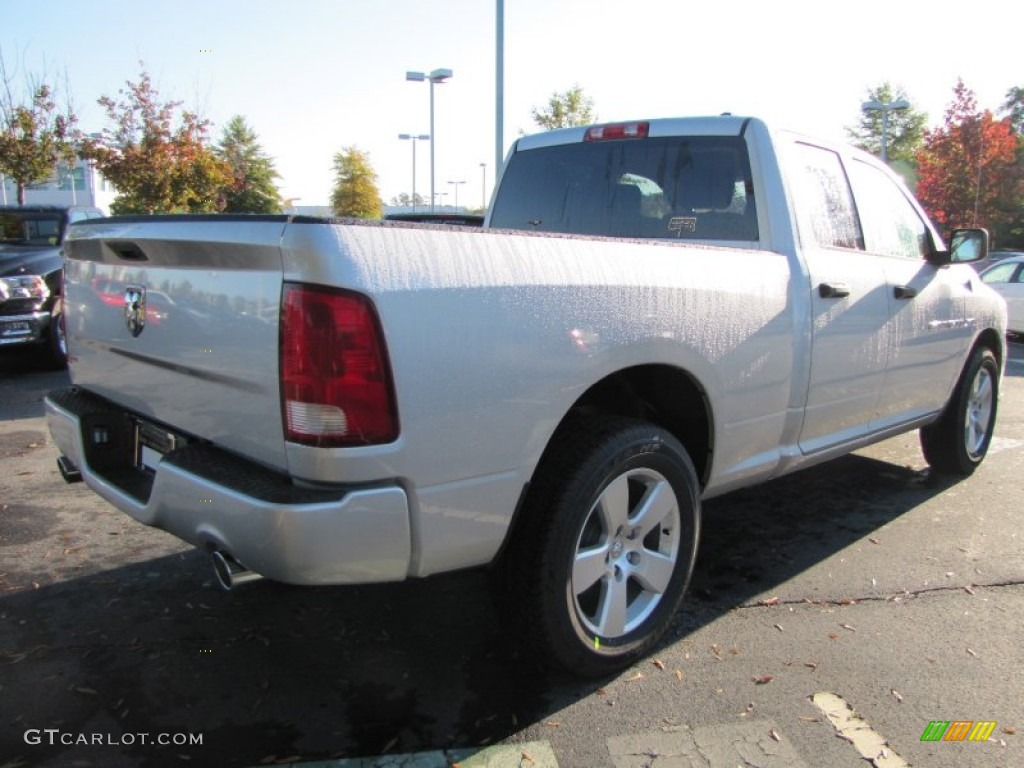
[{"xmin": 46, "ymin": 116, "xmax": 1006, "ymax": 676}]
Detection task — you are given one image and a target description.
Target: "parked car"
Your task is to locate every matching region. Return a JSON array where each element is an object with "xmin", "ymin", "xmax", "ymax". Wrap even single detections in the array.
[
  {"xmin": 971, "ymin": 249, "xmax": 1023, "ymax": 273},
  {"xmin": 0, "ymin": 205, "xmax": 105, "ymax": 367},
  {"xmin": 980, "ymin": 255, "xmax": 1024, "ymax": 336},
  {"xmin": 385, "ymin": 212, "xmax": 485, "ymax": 227}
]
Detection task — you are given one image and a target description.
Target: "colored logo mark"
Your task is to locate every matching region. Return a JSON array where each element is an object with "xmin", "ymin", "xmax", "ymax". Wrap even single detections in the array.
[{"xmin": 920, "ymin": 721, "xmax": 997, "ymax": 742}]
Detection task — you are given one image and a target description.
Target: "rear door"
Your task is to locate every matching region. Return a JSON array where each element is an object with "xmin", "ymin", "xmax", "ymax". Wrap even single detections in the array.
[{"xmin": 787, "ymin": 142, "xmax": 891, "ymax": 454}]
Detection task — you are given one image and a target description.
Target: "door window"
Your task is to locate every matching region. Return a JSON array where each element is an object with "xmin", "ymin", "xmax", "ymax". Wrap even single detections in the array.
[
  {"xmin": 847, "ymin": 160, "xmax": 932, "ymax": 259},
  {"xmin": 790, "ymin": 143, "xmax": 862, "ymax": 250}
]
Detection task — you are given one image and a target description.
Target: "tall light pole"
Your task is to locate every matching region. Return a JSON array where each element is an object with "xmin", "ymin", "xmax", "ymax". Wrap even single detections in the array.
[
  {"xmin": 406, "ymin": 68, "xmax": 453, "ymax": 212},
  {"xmin": 480, "ymin": 162, "xmax": 487, "ymax": 209},
  {"xmin": 447, "ymin": 180, "xmax": 466, "ymax": 211},
  {"xmin": 861, "ymin": 98, "xmax": 910, "ymax": 164},
  {"xmin": 398, "ymin": 133, "xmax": 430, "ymax": 211},
  {"xmin": 496, "ymin": 0, "xmax": 504, "ymax": 178}
]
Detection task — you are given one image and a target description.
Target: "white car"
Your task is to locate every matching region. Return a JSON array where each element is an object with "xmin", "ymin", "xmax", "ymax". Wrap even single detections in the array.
[{"xmin": 980, "ymin": 255, "xmax": 1024, "ymax": 335}]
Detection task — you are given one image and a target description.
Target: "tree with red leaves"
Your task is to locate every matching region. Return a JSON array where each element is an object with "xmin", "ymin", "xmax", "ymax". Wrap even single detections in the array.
[
  {"xmin": 916, "ymin": 80, "xmax": 1024, "ymax": 239},
  {"xmin": 82, "ymin": 68, "xmax": 229, "ymax": 214}
]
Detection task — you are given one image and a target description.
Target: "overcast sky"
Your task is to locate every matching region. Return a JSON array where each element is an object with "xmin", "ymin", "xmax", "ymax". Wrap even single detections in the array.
[{"xmin": 1, "ymin": 0, "xmax": 1018, "ymax": 208}]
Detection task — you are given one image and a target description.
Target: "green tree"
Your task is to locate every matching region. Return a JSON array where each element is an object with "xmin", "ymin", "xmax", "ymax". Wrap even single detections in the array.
[
  {"xmin": 846, "ymin": 82, "xmax": 927, "ymax": 168},
  {"xmin": 1002, "ymin": 86, "xmax": 1024, "ymax": 135},
  {"xmin": 330, "ymin": 146, "xmax": 382, "ymax": 218},
  {"xmin": 389, "ymin": 192, "xmax": 427, "ymax": 207},
  {"xmin": 215, "ymin": 115, "xmax": 282, "ymax": 213},
  {"xmin": 0, "ymin": 55, "xmax": 78, "ymax": 205},
  {"xmin": 81, "ymin": 68, "xmax": 229, "ymax": 213},
  {"xmin": 531, "ymin": 85, "xmax": 596, "ymax": 130}
]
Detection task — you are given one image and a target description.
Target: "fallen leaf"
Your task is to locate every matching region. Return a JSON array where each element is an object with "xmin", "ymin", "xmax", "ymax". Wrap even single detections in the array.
[
  {"xmin": 674, "ymin": 669, "xmax": 684, "ymax": 681},
  {"xmin": 868, "ymin": 537, "xmax": 880, "ymax": 544},
  {"xmin": 769, "ymin": 728, "xmax": 781, "ymax": 742},
  {"xmin": 711, "ymin": 644, "xmax": 723, "ymax": 660},
  {"xmin": 753, "ymin": 675, "xmax": 774, "ymax": 685},
  {"xmin": 543, "ymin": 720, "xmax": 561, "ymax": 728},
  {"xmin": 1001, "ymin": 726, "xmax": 1016, "ymax": 734},
  {"xmin": 774, "ymin": 624, "xmax": 784, "ymax": 632},
  {"xmin": 625, "ymin": 671, "xmax": 645, "ymax": 682},
  {"xmin": 804, "ymin": 662, "xmax": 818, "ymax": 671},
  {"xmin": 964, "ymin": 586, "xmax": 975, "ymax": 595},
  {"xmin": 966, "ymin": 648, "xmax": 977, "ymax": 657},
  {"xmin": 652, "ymin": 659, "xmax": 666, "ymax": 671},
  {"xmin": 891, "ymin": 689, "xmax": 903, "ymax": 703},
  {"xmin": 828, "ymin": 633, "xmax": 840, "ymax": 640},
  {"xmin": 521, "ymin": 751, "xmax": 534, "ymax": 764},
  {"xmin": 839, "ymin": 623, "xmax": 857, "ymax": 632},
  {"xmin": 596, "ymin": 687, "xmax": 607, "ymax": 696},
  {"xmin": 761, "ymin": 597, "xmax": 780, "ymax": 606},
  {"xmin": 800, "ymin": 716, "xmax": 819, "ymax": 722}
]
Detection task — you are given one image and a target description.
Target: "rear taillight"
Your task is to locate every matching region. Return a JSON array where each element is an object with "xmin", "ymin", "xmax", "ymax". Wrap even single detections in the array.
[
  {"xmin": 280, "ymin": 284, "xmax": 399, "ymax": 447},
  {"xmin": 584, "ymin": 122, "xmax": 650, "ymax": 142}
]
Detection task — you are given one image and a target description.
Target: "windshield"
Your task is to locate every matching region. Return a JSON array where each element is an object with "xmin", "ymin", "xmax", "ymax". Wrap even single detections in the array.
[
  {"xmin": 490, "ymin": 136, "xmax": 758, "ymax": 242},
  {"xmin": 0, "ymin": 211, "xmax": 64, "ymax": 245}
]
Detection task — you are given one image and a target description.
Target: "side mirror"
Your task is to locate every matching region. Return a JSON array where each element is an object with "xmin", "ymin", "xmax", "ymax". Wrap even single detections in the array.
[{"xmin": 927, "ymin": 228, "xmax": 989, "ymax": 266}]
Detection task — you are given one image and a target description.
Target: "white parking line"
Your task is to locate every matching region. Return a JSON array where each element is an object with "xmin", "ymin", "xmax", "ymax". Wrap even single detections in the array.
[{"xmin": 812, "ymin": 692, "xmax": 908, "ymax": 768}]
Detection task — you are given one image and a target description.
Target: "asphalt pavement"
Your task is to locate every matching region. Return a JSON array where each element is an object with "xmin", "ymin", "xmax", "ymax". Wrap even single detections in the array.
[{"xmin": 0, "ymin": 343, "xmax": 1021, "ymax": 768}]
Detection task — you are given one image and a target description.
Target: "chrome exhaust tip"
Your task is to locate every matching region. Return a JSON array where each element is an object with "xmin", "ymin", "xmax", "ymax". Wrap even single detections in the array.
[{"xmin": 211, "ymin": 551, "xmax": 263, "ymax": 591}]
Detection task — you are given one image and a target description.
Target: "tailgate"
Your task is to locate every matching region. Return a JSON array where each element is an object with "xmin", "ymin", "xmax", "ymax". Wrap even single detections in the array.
[{"xmin": 63, "ymin": 216, "xmax": 290, "ymax": 471}]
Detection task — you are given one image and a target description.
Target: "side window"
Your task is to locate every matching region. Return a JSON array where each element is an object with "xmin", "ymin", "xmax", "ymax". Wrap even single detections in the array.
[
  {"xmin": 981, "ymin": 263, "xmax": 1018, "ymax": 284},
  {"xmin": 790, "ymin": 143, "xmax": 862, "ymax": 250},
  {"xmin": 68, "ymin": 211, "xmax": 89, "ymax": 223},
  {"xmin": 847, "ymin": 160, "xmax": 931, "ymax": 259}
]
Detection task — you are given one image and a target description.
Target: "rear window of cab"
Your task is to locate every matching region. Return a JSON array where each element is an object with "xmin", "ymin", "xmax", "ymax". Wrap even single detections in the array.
[{"xmin": 489, "ymin": 136, "xmax": 757, "ymax": 242}]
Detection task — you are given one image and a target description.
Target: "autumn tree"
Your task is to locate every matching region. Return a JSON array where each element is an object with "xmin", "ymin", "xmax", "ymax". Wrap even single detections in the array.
[
  {"xmin": 330, "ymin": 146, "xmax": 382, "ymax": 218},
  {"xmin": 531, "ymin": 85, "xmax": 597, "ymax": 130},
  {"xmin": 916, "ymin": 80, "xmax": 1024, "ymax": 238},
  {"xmin": 215, "ymin": 115, "xmax": 282, "ymax": 213},
  {"xmin": 0, "ymin": 54, "xmax": 78, "ymax": 205},
  {"xmin": 81, "ymin": 68, "xmax": 229, "ymax": 214},
  {"xmin": 846, "ymin": 82, "xmax": 926, "ymax": 167}
]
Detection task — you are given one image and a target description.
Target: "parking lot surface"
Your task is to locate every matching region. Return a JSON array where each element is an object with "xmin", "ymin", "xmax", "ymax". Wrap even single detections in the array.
[{"xmin": 1, "ymin": 344, "xmax": 1022, "ymax": 768}]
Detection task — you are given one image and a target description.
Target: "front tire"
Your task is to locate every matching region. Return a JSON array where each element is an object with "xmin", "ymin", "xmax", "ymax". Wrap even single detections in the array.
[
  {"xmin": 920, "ymin": 346, "xmax": 999, "ymax": 475},
  {"xmin": 502, "ymin": 416, "xmax": 701, "ymax": 677},
  {"xmin": 41, "ymin": 301, "xmax": 68, "ymax": 369}
]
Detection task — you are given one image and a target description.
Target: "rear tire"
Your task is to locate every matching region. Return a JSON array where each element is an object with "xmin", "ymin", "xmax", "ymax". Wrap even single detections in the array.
[
  {"xmin": 500, "ymin": 415, "xmax": 701, "ymax": 677},
  {"xmin": 920, "ymin": 346, "xmax": 999, "ymax": 475}
]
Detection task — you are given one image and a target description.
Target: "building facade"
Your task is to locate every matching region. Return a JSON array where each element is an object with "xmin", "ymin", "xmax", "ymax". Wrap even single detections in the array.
[{"xmin": 0, "ymin": 159, "xmax": 116, "ymax": 213}]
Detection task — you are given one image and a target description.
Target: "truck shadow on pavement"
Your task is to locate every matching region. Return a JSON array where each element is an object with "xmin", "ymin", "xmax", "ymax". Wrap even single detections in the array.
[{"xmin": 0, "ymin": 450, "xmax": 961, "ymax": 767}]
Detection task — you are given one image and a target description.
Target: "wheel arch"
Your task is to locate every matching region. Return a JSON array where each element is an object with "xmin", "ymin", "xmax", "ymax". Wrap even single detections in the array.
[{"xmin": 495, "ymin": 364, "xmax": 713, "ymax": 563}]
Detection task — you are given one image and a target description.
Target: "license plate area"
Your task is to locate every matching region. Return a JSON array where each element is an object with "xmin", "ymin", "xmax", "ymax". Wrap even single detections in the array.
[{"xmin": 134, "ymin": 418, "xmax": 186, "ymax": 473}]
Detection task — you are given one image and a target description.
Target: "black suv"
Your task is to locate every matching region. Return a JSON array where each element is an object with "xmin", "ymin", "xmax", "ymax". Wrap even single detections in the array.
[{"xmin": 0, "ymin": 205, "xmax": 105, "ymax": 367}]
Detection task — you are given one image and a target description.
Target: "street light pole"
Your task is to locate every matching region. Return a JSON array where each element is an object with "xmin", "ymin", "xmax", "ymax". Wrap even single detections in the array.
[
  {"xmin": 861, "ymin": 98, "xmax": 910, "ymax": 164},
  {"xmin": 447, "ymin": 180, "xmax": 466, "ymax": 211},
  {"xmin": 398, "ymin": 133, "xmax": 430, "ymax": 211},
  {"xmin": 406, "ymin": 68, "xmax": 453, "ymax": 212}
]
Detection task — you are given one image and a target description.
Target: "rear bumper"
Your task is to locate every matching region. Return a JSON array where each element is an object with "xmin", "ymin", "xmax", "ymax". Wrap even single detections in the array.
[{"xmin": 45, "ymin": 387, "xmax": 412, "ymax": 585}]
